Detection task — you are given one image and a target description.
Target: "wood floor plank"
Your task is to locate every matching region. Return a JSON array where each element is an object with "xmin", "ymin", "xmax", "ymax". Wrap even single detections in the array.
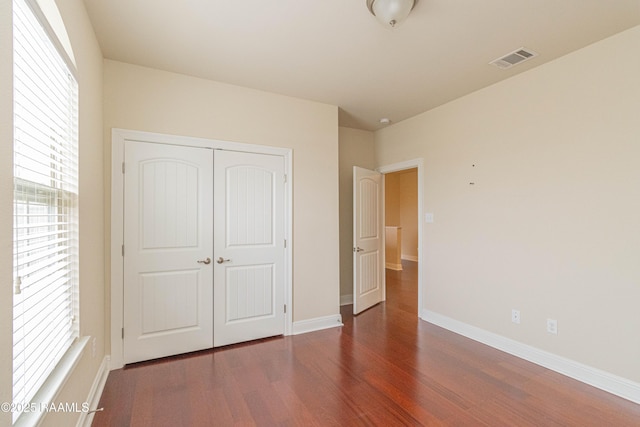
[{"xmin": 92, "ymin": 261, "xmax": 640, "ymax": 426}]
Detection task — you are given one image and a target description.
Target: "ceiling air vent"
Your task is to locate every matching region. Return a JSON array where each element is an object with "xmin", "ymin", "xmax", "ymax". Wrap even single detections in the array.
[{"xmin": 490, "ymin": 47, "xmax": 538, "ymax": 69}]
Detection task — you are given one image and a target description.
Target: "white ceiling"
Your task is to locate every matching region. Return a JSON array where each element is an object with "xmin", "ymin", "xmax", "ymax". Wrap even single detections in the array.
[{"xmin": 83, "ymin": 0, "xmax": 640, "ymax": 131}]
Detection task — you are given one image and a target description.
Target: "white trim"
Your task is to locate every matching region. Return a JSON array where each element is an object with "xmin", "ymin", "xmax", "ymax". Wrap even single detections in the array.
[
  {"xmin": 401, "ymin": 255, "xmax": 418, "ymax": 262},
  {"xmin": 422, "ymin": 309, "xmax": 640, "ymax": 404},
  {"xmin": 110, "ymin": 132, "xmax": 125, "ymax": 369},
  {"xmin": 14, "ymin": 337, "xmax": 89, "ymax": 427},
  {"xmin": 377, "ymin": 159, "xmax": 424, "ymax": 317},
  {"xmin": 76, "ymin": 356, "xmax": 110, "ymax": 427},
  {"xmin": 110, "ymin": 128, "xmax": 293, "ymax": 369},
  {"xmin": 284, "ymin": 151, "xmax": 293, "ymax": 336},
  {"xmin": 340, "ymin": 294, "xmax": 353, "ymax": 306},
  {"xmin": 292, "ymin": 314, "xmax": 343, "ymax": 335},
  {"xmin": 381, "ymin": 172, "xmax": 386, "ymax": 302},
  {"xmin": 385, "ymin": 262, "xmax": 403, "ymax": 271}
]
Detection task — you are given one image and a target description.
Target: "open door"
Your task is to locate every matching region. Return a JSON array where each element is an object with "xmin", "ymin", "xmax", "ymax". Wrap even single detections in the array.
[{"xmin": 353, "ymin": 166, "xmax": 384, "ymax": 314}]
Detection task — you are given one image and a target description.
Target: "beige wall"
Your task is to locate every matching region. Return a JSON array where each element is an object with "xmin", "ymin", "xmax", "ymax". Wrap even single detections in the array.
[
  {"xmin": 385, "ymin": 173, "xmax": 401, "ymax": 226},
  {"xmin": 338, "ymin": 127, "xmax": 375, "ymax": 299},
  {"xmin": 399, "ymin": 170, "xmax": 418, "ymax": 259},
  {"xmin": 0, "ymin": 0, "xmax": 105, "ymax": 425},
  {"xmin": 385, "ymin": 169, "xmax": 418, "ymax": 260},
  {"xmin": 375, "ymin": 26, "xmax": 640, "ymax": 383},
  {"xmin": 103, "ymin": 60, "xmax": 340, "ymax": 325}
]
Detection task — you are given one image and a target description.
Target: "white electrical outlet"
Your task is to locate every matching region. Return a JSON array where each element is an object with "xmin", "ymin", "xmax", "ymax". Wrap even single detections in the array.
[
  {"xmin": 547, "ymin": 318, "xmax": 558, "ymax": 335},
  {"xmin": 511, "ymin": 309, "xmax": 520, "ymax": 324}
]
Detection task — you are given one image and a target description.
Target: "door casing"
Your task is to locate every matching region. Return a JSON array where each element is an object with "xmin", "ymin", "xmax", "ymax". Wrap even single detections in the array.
[{"xmin": 110, "ymin": 128, "xmax": 293, "ymax": 369}]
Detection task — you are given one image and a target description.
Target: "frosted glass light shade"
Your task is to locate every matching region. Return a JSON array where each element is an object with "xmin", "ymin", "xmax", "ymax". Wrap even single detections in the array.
[{"xmin": 366, "ymin": 0, "xmax": 416, "ymax": 29}]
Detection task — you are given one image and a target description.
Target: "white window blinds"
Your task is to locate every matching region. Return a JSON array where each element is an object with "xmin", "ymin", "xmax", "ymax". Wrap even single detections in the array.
[{"xmin": 12, "ymin": 0, "xmax": 79, "ymax": 420}]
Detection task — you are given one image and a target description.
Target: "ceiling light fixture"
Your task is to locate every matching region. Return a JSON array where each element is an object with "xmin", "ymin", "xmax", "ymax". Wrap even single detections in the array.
[{"xmin": 366, "ymin": 0, "xmax": 417, "ymax": 29}]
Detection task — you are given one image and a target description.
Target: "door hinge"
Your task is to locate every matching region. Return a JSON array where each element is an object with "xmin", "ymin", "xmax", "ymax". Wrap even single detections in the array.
[
  {"xmin": 284, "ymin": 239, "xmax": 287, "ymax": 249},
  {"xmin": 122, "ymin": 162, "xmax": 125, "ymax": 174},
  {"xmin": 284, "ymin": 304, "xmax": 287, "ymax": 314},
  {"xmin": 284, "ymin": 174, "xmax": 287, "ymax": 183},
  {"xmin": 122, "ymin": 245, "xmax": 124, "ymax": 257},
  {"xmin": 121, "ymin": 328, "xmax": 124, "ymax": 339}
]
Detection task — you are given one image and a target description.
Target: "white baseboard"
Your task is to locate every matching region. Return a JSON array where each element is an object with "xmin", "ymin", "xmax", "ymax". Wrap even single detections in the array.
[
  {"xmin": 401, "ymin": 255, "xmax": 418, "ymax": 262},
  {"xmin": 340, "ymin": 294, "xmax": 353, "ymax": 306},
  {"xmin": 385, "ymin": 262, "xmax": 403, "ymax": 271},
  {"xmin": 292, "ymin": 314, "xmax": 343, "ymax": 335},
  {"xmin": 421, "ymin": 309, "xmax": 640, "ymax": 404},
  {"xmin": 76, "ymin": 356, "xmax": 110, "ymax": 427}
]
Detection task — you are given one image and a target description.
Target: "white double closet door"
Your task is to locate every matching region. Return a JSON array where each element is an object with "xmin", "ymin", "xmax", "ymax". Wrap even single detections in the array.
[{"xmin": 123, "ymin": 141, "xmax": 285, "ymax": 364}]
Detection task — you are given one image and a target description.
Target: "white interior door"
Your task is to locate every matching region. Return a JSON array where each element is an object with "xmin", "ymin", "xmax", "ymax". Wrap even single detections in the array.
[
  {"xmin": 353, "ymin": 166, "xmax": 384, "ymax": 314},
  {"xmin": 123, "ymin": 141, "xmax": 213, "ymax": 364},
  {"xmin": 213, "ymin": 150, "xmax": 286, "ymax": 347}
]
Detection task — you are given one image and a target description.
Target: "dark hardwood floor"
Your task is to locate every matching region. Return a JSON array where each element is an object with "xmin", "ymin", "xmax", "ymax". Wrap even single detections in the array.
[{"xmin": 93, "ymin": 261, "xmax": 640, "ymax": 426}]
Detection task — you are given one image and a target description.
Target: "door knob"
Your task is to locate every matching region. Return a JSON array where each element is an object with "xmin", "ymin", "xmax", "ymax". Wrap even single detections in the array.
[
  {"xmin": 354, "ymin": 247, "xmax": 364, "ymax": 252},
  {"xmin": 197, "ymin": 257, "xmax": 211, "ymax": 265},
  {"xmin": 216, "ymin": 257, "xmax": 231, "ymax": 264}
]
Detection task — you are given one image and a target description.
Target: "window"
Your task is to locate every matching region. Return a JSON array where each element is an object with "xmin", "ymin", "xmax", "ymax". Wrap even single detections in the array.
[{"xmin": 12, "ymin": 0, "xmax": 79, "ymax": 423}]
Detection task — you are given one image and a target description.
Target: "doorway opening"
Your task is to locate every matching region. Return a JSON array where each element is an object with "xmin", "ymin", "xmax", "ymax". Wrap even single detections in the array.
[
  {"xmin": 378, "ymin": 159, "xmax": 424, "ymax": 318},
  {"xmin": 383, "ymin": 168, "xmax": 419, "ymax": 315}
]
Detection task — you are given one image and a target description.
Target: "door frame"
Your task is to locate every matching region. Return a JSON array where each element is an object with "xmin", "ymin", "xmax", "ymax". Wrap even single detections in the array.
[
  {"xmin": 110, "ymin": 128, "xmax": 293, "ymax": 369},
  {"xmin": 377, "ymin": 158, "xmax": 424, "ymax": 318}
]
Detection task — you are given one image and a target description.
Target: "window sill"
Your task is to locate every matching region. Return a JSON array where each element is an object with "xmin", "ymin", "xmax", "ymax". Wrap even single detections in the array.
[{"xmin": 14, "ymin": 336, "xmax": 89, "ymax": 427}]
